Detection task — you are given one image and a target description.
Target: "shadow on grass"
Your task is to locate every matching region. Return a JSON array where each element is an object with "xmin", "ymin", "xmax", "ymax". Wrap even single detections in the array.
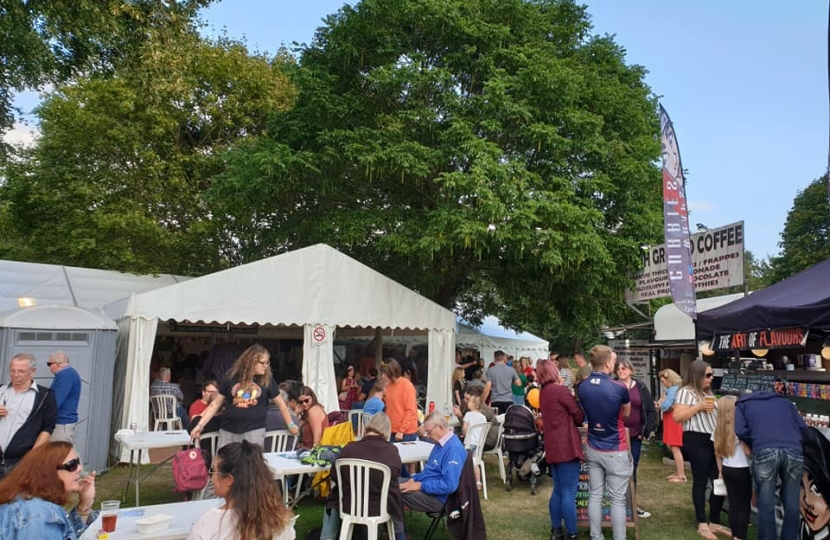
[{"xmin": 92, "ymin": 442, "xmax": 756, "ymax": 539}]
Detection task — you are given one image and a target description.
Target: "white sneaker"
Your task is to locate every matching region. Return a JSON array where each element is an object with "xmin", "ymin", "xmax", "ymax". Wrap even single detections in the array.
[{"xmin": 637, "ymin": 508, "xmax": 651, "ymax": 518}]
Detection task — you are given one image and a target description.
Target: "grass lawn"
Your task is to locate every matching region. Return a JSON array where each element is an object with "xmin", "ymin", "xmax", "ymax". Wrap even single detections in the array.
[{"xmin": 89, "ymin": 442, "xmax": 757, "ymax": 540}]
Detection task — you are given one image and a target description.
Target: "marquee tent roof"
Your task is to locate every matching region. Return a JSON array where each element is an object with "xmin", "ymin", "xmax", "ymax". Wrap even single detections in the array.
[
  {"xmin": 0, "ymin": 259, "xmax": 189, "ymax": 312},
  {"xmin": 0, "ymin": 304, "xmax": 117, "ymax": 330},
  {"xmin": 105, "ymin": 244, "xmax": 456, "ymax": 330},
  {"xmin": 655, "ymin": 293, "xmax": 746, "ymax": 342},
  {"xmin": 458, "ymin": 316, "xmax": 549, "ymax": 360},
  {"xmin": 696, "ymin": 258, "xmax": 830, "ymax": 340}
]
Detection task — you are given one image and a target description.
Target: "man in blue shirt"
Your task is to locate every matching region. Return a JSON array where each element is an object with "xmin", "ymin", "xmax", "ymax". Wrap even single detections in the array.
[
  {"xmin": 577, "ymin": 345, "xmax": 632, "ymax": 540},
  {"xmin": 400, "ymin": 412, "xmax": 466, "ymax": 514},
  {"xmin": 735, "ymin": 390, "xmax": 810, "ymax": 540},
  {"xmin": 48, "ymin": 351, "xmax": 81, "ymax": 444}
]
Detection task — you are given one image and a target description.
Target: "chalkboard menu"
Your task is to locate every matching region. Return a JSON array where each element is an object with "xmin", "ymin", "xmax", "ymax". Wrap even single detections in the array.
[
  {"xmin": 719, "ymin": 373, "xmax": 775, "ymax": 393},
  {"xmin": 576, "ymin": 428, "xmax": 638, "ymax": 535}
]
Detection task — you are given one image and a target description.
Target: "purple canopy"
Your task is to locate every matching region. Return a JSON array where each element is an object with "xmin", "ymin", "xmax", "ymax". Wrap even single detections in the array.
[{"xmin": 695, "ymin": 258, "xmax": 830, "ymax": 341}]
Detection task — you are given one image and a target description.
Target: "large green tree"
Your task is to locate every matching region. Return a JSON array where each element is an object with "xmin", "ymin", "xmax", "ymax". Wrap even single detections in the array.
[
  {"xmin": 211, "ymin": 0, "xmax": 663, "ymax": 338},
  {"xmin": 0, "ymin": 0, "xmax": 213, "ymax": 145},
  {"xmin": 769, "ymin": 176, "xmax": 830, "ymax": 283},
  {"xmin": 0, "ymin": 30, "xmax": 296, "ymax": 275}
]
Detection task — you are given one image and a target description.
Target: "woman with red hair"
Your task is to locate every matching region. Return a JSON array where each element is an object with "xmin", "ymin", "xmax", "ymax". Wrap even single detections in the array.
[
  {"xmin": 538, "ymin": 359, "xmax": 584, "ymax": 540},
  {"xmin": 0, "ymin": 441, "xmax": 97, "ymax": 538}
]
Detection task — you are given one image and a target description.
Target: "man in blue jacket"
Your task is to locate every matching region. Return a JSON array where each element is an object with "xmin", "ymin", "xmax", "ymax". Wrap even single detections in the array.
[
  {"xmin": 0, "ymin": 353, "xmax": 58, "ymax": 479},
  {"xmin": 48, "ymin": 351, "xmax": 81, "ymax": 443},
  {"xmin": 735, "ymin": 390, "xmax": 810, "ymax": 540},
  {"xmin": 401, "ymin": 411, "xmax": 466, "ymax": 514}
]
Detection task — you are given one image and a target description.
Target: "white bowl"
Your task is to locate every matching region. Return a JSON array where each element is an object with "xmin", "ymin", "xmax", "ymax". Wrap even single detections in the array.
[{"xmin": 135, "ymin": 513, "xmax": 173, "ymax": 534}]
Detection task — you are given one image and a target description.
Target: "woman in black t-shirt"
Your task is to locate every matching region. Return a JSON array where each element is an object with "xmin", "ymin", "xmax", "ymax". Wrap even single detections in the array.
[{"xmin": 191, "ymin": 344, "xmax": 298, "ymax": 449}]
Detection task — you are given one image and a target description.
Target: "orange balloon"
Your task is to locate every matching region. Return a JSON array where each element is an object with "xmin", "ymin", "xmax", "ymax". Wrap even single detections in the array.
[{"xmin": 527, "ymin": 387, "xmax": 540, "ymax": 409}]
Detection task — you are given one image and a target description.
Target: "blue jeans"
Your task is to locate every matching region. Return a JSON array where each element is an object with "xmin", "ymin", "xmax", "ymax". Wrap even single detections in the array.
[
  {"xmin": 752, "ymin": 447, "xmax": 803, "ymax": 540},
  {"xmin": 512, "ymin": 394, "xmax": 525, "ymax": 405},
  {"xmin": 630, "ymin": 437, "xmax": 642, "ymax": 487},
  {"xmin": 549, "ymin": 459, "xmax": 582, "ymax": 534}
]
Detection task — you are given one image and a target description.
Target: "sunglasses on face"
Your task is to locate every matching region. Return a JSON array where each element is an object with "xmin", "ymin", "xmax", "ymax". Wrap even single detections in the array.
[
  {"xmin": 704, "ymin": 373, "xmax": 714, "ymax": 378},
  {"xmin": 299, "ymin": 398, "xmax": 311, "ymax": 404},
  {"xmin": 57, "ymin": 457, "xmax": 81, "ymax": 472}
]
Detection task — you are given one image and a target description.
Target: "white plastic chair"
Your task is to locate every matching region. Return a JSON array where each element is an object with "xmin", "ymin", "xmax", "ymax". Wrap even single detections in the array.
[
  {"xmin": 465, "ymin": 422, "xmax": 490, "ymax": 499},
  {"xmin": 149, "ymin": 394, "xmax": 182, "ymax": 431},
  {"xmin": 195, "ymin": 432, "xmax": 220, "ymax": 500},
  {"xmin": 348, "ymin": 410, "xmax": 367, "ymax": 440},
  {"xmin": 265, "ymin": 429, "xmax": 297, "ymax": 453},
  {"xmin": 483, "ymin": 421, "xmax": 507, "ymax": 483},
  {"xmin": 335, "ymin": 458, "xmax": 394, "ymax": 540}
]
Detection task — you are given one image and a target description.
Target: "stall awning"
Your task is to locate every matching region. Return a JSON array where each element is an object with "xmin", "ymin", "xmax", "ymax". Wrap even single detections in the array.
[{"xmin": 696, "ymin": 258, "xmax": 830, "ymax": 341}]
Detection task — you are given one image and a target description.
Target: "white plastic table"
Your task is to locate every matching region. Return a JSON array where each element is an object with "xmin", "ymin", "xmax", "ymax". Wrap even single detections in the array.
[
  {"xmin": 117, "ymin": 430, "xmax": 192, "ymax": 505},
  {"xmin": 265, "ymin": 439, "xmax": 435, "ymax": 504},
  {"xmin": 79, "ymin": 499, "xmax": 223, "ymax": 540}
]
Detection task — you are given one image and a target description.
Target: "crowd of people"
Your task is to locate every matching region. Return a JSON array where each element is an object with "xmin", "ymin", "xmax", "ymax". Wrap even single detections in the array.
[{"xmin": 1, "ymin": 342, "xmax": 827, "ymax": 540}]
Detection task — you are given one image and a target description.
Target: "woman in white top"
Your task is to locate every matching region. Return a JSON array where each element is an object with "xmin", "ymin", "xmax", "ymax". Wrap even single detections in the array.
[
  {"xmin": 673, "ymin": 360, "xmax": 728, "ymax": 540},
  {"xmin": 713, "ymin": 396, "xmax": 751, "ymax": 540},
  {"xmin": 460, "ymin": 392, "xmax": 488, "ymax": 489},
  {"xmin": 188, "ymin": 440, "xmax": 295, "ymax": 540}
]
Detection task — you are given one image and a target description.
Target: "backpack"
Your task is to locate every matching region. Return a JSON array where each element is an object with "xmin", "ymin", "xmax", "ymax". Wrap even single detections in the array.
[
  {"xmin": 300, "ymin": 445, "xmax": 343, "ymax": 467},
  {"xmin": 172, "ymin": 444, "xmax": 208, "ymax": 492}
]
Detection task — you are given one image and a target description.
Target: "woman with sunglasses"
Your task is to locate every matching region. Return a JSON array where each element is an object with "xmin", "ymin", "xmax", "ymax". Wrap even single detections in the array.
[
  {"xmin": 673, "ymin": 360, "xmax": 728, "ymax": 540},
  {"xmin": 0, "ymin": 441, "xmax": 97, "ymax": 539},
  {"xmin": 296, "ymin": 386, "xmax": 329, "ymax": 451},
  {"xmin": 191, "ymin": 344, "xmax": 298, "ymax": 449},
  {"xmin": 188, "ymin": 440, "xmax": 295, "ymax": 540}
]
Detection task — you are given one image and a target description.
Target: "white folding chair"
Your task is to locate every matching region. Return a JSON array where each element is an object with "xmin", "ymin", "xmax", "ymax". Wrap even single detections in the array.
[
  {"xmin": 348, "ymin": 410, "xmax": 366, "ymax": 440},
  {"xmin": 264, "ymin": 429, "xmax": 297, "ymax": 453},
  {"xmin": 195, "ymin": 432, "xmax": 220, "ymax": 500},
  {"xmin": 465, "ymin": 422, "xmax": 490, "ymax": 499},
  {"xmin": 483, "ymin": 422, "xmax": 507, "ymax": 483},
  {"xmin": 335, "ymin": 458, "xmax": 394, "ymax": 540},
  {"xmin": 149, "ymin": 394, "xmax": 182, "ymax": 431}
]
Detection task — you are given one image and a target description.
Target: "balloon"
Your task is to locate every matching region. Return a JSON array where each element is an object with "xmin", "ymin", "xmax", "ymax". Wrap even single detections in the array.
[{"xmin": 527, "ymin": 387, "xmax": 540, "ymax": 409}]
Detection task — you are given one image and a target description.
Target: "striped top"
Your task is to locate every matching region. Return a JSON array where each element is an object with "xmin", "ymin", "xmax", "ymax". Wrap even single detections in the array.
[{"xmin": 676, "ymin": 386, "xmax": 718, "ymax": 434}]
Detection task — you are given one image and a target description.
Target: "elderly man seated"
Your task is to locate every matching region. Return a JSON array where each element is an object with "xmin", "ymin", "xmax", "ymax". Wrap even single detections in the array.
[
  {"xmin": 400, "ymin": 412, "xmax": 466, "ymax": 514},
  {"xmin": 150, "ymin": 367, "xmax": 189, "ymax": 430}
]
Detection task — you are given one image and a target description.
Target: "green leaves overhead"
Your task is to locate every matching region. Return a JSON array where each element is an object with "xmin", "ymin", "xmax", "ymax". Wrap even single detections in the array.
[
  {"xmin": 212, "ymin": 0, "xmax": 663, "ymax": 338},
  {"xmin": 1, "ymin": 27, "xmax": 296, "ymax": 275}
]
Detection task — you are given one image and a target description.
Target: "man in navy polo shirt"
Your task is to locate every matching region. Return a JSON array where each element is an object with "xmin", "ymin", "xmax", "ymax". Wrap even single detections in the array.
[{"xmin": 577, "ymin": 345, "xmax": 632, "ymax": 540}]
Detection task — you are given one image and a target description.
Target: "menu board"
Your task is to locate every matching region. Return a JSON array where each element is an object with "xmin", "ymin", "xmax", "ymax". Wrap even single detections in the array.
[
  {"xmin": 576, "ymin": 428, "xmax": 637, "ymax": 533},
  {"xmin": 719, "ymin": 373, "xmax": 775, "ymax": 393}
]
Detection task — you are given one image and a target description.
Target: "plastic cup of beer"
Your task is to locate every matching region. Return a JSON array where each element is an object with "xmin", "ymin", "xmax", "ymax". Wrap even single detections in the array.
[
  {"xmin": 101, "ymin": 500, "xmax": 121, "ymax": 532},
  {"xmin": 704, "ymin": 395, "xmax": 717, "ymax": 413}
]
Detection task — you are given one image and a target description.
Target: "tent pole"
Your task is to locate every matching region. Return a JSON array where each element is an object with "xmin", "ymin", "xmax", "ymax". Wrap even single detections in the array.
[{"xmin": 375, "ymin": 328, "xmax": 383, "ymax": 369}]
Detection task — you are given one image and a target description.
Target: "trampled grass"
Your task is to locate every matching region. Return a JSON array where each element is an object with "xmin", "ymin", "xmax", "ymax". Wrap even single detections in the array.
[{"xmin": 90, "ymin": 442, "xmax": 758, "ymax": 540}]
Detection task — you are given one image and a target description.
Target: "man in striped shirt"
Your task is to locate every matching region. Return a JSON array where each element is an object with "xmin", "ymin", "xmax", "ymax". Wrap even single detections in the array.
[{"xmin": 577, "ymin": 345, "xmax": 632, "ymax": 540}]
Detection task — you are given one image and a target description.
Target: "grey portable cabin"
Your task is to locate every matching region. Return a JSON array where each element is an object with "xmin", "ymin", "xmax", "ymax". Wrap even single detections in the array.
[{"xmin": 0, "ymin": 305, "xmax": 117, "ymax": 472}]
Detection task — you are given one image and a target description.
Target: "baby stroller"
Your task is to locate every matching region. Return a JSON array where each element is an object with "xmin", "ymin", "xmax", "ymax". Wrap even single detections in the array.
[{"xmin": 502, "ymin": 404, "xmax": 546, "ymax": 495}]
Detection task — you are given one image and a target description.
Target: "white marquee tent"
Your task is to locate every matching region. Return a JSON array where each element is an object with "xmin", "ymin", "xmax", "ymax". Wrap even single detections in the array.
[
  {"xmin": 458, "ymin": 316, "xmax": 549, "ymax": 364},
  {"xmin": 105, "ymin": 244, "xmax": 457, "ymax": 459},
  {"xmin": 654, "ymin": 293, "xmax": 746, "ymax": 342}
]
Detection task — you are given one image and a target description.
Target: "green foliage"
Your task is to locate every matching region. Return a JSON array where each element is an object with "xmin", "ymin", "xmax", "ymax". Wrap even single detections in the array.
[
  {"xmin": 212, "ymin": 0, "xmax": 663, "ymax": 339},
  {"xmin": 0, "ymin": 29, "xmax": 296, "ymax": 275},
  {"xmin": 769, "ymin": 176, "xmax": 830, "ymax": 283},
  {"xmin": 0, "ymin": 0, "xmax": 214, "ymax": 145}
]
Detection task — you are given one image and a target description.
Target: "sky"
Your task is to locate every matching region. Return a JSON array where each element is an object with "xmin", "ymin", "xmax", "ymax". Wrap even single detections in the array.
[{"xmin": 9, "ymin": 1, "xmax": 828, "ymax": 260}]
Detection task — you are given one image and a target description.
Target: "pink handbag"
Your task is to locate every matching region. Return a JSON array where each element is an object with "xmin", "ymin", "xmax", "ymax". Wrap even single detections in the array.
[{"xmin": 172, "ymin": 444, "xmax": 208, "ymax": 492}]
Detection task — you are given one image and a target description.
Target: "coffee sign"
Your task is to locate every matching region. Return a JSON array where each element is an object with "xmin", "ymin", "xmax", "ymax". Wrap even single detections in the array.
[{"xmin": 626, "ymin": 222, "xmax": 745, "ymax": 302}]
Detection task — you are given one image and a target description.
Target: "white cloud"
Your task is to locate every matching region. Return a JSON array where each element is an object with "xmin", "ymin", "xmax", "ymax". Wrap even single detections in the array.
[
  {"xmin": 2, "ymin": 122, "xmax": 39, "ymax": 147},
  {"xmin": 688, "ymin": 200, "xmax": 715, "ymax": 213}
]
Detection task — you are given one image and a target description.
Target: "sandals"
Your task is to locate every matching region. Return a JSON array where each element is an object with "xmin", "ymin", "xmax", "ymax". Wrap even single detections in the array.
[
  {"xmin": 709, "ymin": 524, "xmax": 732, "ymax": 537},
  {"xmin": 668, "ymin": 475, "xmax": 687, "ymax": 483},
  {"xmin": 697, "ymin": 524, "xmax": 717, "ymax": 540}
]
